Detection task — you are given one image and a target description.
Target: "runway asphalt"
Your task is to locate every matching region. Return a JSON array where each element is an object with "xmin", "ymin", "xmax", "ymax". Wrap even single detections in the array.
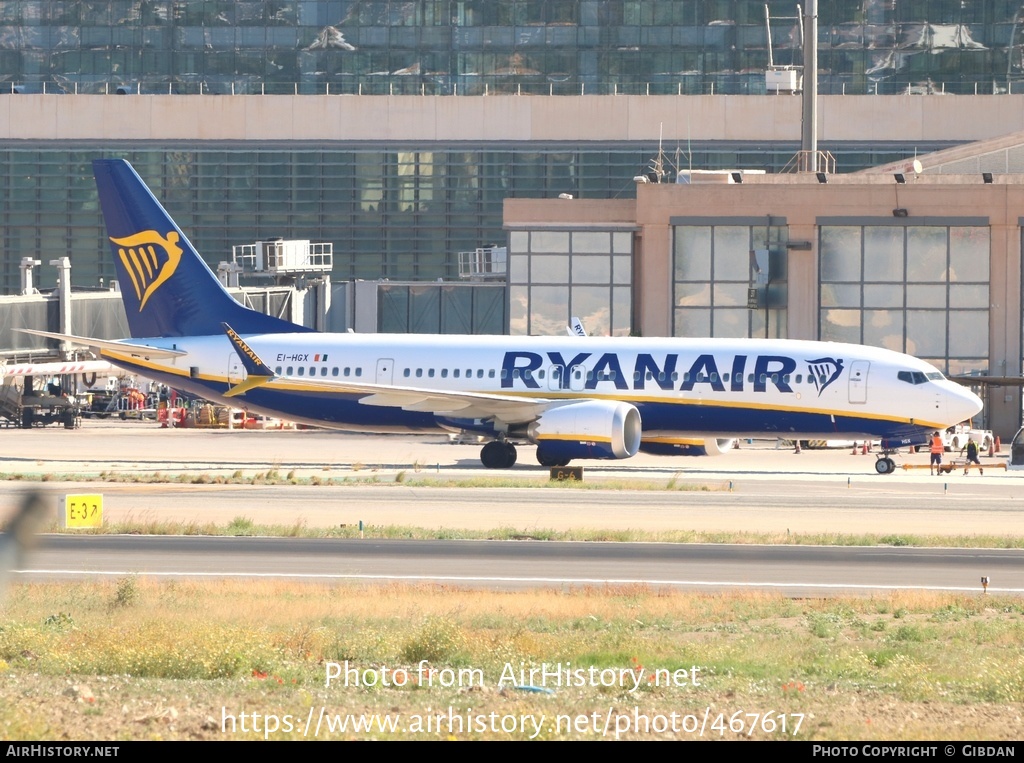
[
  {"xmin": 0, "ymin": 421, "xmax": 1021, "ymax": 536},
  {"xmin": 12, "ymin": 535, "xmax": 1024, "ymax": 595}
]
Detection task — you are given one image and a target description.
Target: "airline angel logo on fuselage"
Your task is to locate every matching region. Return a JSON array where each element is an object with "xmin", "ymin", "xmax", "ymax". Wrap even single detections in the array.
[
  {"xmin": 806, "ymin": 357, "xmax": 844, "ymax": 396},
  {"xmin": 109, "ymin": 230, "xmax": 183, "ymax": 311}
]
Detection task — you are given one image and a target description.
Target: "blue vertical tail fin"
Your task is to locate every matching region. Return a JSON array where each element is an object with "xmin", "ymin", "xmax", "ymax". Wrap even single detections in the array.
[{"xmin": 93, "ymin": 158, "xmax": 312, "ymax": 338}]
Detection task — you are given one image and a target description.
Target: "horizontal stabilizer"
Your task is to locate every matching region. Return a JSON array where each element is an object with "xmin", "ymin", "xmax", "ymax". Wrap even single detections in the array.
[{"xmin": 16, "ymin": 329, "xmax": 187, "ymax": 359}]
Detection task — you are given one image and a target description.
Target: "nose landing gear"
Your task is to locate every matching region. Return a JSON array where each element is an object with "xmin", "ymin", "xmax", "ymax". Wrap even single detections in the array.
[{"xmin": 874, "ymin": 454, "xmax": 897, "ymax": 474}]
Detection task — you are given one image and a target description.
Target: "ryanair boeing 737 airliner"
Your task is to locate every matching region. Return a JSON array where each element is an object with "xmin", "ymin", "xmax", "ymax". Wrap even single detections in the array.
[{"xmin": 24, "ymin": 160, "xmax": 983, "ymax": 474}]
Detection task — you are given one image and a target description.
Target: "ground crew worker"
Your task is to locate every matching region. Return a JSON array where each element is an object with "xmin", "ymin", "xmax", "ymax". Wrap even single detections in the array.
[
  {"xmin": 930, "ymin": 431, "xmax": 945, "ymax": 475},
  {"xmin": 962, "ymin": 437, "xmax": 982, "ymax": 475}
]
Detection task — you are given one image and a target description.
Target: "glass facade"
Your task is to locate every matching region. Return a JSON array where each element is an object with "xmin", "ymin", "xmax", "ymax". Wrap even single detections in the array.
[
  {"xmin": 377, "ymin": 281, "xmax": 505, "ymax": 333},
  {"xmin": 0, "ymin": 143, "xmax": 933, "ymax": 296},
  {"xmin": 2, "ymin": 1, "xmax": 1024, "ymax": 96},
  {"xmin": 508, "ymin": 228, "xmax": 632, "ymax": 336},
  {"xmin": 672, "ymin": 221, "xmax": 788, "ymax": 339},
  {"xmin": 819, "ymin": 222, "xmax": 990, "ymax": 375}
]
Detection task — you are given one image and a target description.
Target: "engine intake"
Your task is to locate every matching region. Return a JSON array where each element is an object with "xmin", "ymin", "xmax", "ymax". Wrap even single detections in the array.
[{"xmin": 528, "ymin": 400, "xmax": 642, "ymax": 461}]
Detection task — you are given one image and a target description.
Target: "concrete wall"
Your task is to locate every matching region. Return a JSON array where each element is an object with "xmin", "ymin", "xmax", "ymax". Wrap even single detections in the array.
[{"xmin": 4, "ymin": 94, "xmax": 1024, "ymax": 143}]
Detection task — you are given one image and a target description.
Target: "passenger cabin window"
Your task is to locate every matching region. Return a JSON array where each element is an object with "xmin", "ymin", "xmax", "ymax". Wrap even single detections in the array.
[
  {"xmin": 355, "ymin": 368, "xmax": 362, "ymax": 377},
  {"xmin": 332, "ymin": 368, "xmax": 339, "ymax": 377},
  {"xmin": 441, "ymin": 369, "xmax": 448, "ymax": 378},
  {"xmin": 403, "ymin": 368, "xmax": 410, "ymax": 378},
  {"xmin": 275, "ymin": 366, "xmax": 282, "ymax": 374},
  {"xmin": 416, "ymin": 368, "xmax": 423, "ymax": 378}
]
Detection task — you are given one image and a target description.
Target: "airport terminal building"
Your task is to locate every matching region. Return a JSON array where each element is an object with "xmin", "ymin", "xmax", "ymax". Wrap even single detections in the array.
[{"xmin": 1, "ymin": 1, "xmax": 1024, "ymax": 434}]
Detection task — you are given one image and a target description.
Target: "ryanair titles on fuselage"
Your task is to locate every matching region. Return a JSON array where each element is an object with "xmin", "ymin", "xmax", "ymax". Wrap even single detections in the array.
[{"xmin": 499, "ymin": 351, "xmax": 844, "ymax": 395}]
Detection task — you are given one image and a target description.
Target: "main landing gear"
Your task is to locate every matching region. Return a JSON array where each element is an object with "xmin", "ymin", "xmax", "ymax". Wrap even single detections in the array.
[
  {"xmin": 480, "ymin": 440, "xmax": 517, "ymax": 469},
  {"xmin": 535, "ymin": 445, "xmax": 571, "ymax": 468}
]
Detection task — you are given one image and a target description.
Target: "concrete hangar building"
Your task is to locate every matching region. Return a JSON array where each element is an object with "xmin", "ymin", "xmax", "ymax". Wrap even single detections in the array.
[{"xmin": 1, "ymin": 1, "xmax": 1024, "ymax": 435}]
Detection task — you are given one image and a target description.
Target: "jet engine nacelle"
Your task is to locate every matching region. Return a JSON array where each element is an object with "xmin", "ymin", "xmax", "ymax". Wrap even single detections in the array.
[
  {"xmin": 527, "ymin": 400, "xmax": 642, "ymax": 461},
  {"xmin": 638, "ymin": 437, "xmax": 736, "ymax": 456}
]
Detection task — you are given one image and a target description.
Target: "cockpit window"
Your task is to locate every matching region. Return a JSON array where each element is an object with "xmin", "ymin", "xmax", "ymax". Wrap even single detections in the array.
[
  {"xmin": 897, "ymin": 370, "xmax": 928, "ymax": 385},
  {"xmin": 926, "ymin": 372, "xmax": 944, "ymax": 380}
]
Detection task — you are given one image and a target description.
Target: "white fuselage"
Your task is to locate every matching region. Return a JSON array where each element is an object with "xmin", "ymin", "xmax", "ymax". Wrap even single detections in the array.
[{"xmin": 102, "ymin": 332, "xmax": 983, "ymax": 445}]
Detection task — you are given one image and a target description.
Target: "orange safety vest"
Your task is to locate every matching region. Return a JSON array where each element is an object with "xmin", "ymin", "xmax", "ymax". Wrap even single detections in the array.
[{"xmin": 930, "ymin": 436, "xmax": 944, "ymax": 455}]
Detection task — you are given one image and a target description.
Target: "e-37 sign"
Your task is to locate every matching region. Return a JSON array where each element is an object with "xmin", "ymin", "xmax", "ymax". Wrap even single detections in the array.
[{"xmin": 61, "ymin": 494, "xmax": 103, "ymax": 529}]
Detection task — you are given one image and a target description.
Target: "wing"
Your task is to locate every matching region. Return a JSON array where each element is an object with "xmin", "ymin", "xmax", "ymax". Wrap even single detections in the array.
[{"xmin": 264, "ymin": 375, "xmax": 552, "ymax": 424}]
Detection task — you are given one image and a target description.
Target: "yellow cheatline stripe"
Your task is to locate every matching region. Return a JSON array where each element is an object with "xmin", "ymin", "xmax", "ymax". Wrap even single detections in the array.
[
  {"xmin": 640, "ymin": 436, "xmax": 703, "ymax": 445},
  {"xmin": 266, "ymin": 379, "xmax": 369, "ymax": 394},
  {"xmin": 103, "ymin": 352, "xmax": 222, "ymax": 383},
  {"xmin": 537, "ymin": 434, "xmax": 613, "ymax": 443},
  {"xmin": 478, "ymin": 388, "xmax": 944, "ymax": 429},
  {"xmin": 224, "ymin": 376, "xmax": 272, "ymax": 398}
]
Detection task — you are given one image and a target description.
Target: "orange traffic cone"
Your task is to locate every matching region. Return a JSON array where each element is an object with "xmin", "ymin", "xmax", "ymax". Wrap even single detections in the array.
[
  {"xmin": 861, "ymin": 442, "xmax": 868, "ymax": 455},
  {"xmin": 994, "ymin": 436, "xmax": 1001, "ymax": 454}
]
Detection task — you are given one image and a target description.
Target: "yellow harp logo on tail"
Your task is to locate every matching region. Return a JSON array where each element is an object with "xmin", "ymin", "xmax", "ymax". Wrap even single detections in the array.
[{"xmin": 109, "ymin": 230, "xmax": 183, "ymax": 311}]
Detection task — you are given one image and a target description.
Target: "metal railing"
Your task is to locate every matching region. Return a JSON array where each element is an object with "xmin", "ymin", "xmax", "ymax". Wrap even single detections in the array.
[
  {"xmin": 7, "ymin": 76, "xmax": 1024, "ymax": 97},
  {"xmin": 458, "ymin": 247, "xmax": 507, "ymax": 280}
]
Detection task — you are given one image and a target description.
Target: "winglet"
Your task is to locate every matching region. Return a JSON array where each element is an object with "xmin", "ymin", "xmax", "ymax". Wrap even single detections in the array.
[{"xmin": 222, "ymin": 322, "xmax": 275, "ymax": 398}]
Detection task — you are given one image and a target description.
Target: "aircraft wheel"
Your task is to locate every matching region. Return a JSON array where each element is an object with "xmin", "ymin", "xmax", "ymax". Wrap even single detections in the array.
[
  {"xmin": 481, "ymin": 441, "xmax": 503, "ymax": 469},
  {"xmin": 536, "ymin": 446, "xmax": 569, "ymax": 468},
  {"xmin": 875, "ymin": 457, "xmax": 892, "ymax": 475},
  {"xmin": 481, "ymin": 441, "xmax": 517, "ymax": 469}
]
